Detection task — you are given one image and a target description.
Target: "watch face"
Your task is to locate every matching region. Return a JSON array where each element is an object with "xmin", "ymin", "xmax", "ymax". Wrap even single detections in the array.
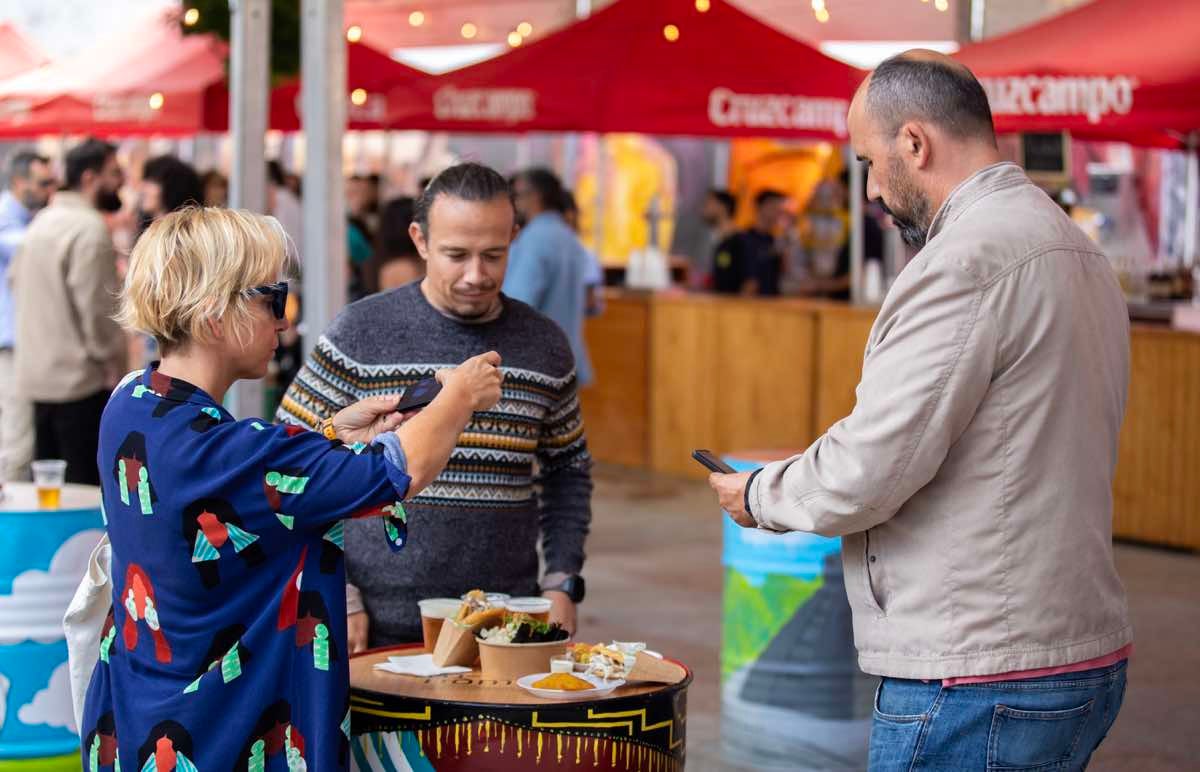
[{"xmin": 565, "ymin": 575, "xmax": 585, "ymax": 603}]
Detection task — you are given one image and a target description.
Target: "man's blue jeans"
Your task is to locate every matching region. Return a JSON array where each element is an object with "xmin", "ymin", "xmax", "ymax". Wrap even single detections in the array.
[{"xmin": 868, "ymin": 661, "xmax": 1127, "ymax": 771}]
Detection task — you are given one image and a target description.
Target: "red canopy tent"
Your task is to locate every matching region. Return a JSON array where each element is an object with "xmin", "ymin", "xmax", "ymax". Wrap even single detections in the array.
[
  {"xmin": 384, "ymin": 0, "xmax": 864, "ymax": 140},
  {"xmin": 0, "ymin": 12, "xmax": 226, "ymax": 137},
  {"xmin": 0, "ymin": 23, "xmax": 49, "ymax": 81},
  {"xmin": 954, "ymin": 0, "xmax": 1200, "ymax": 148},
  {"xmin": 0, "ymin": 11, "xmax": 429, "ymax": 137}
]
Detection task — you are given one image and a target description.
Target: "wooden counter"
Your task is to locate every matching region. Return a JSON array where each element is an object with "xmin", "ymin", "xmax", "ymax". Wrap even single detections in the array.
[{"xmin": 580, "ymin": 290, "xmax": 1200, "ymax": 550}]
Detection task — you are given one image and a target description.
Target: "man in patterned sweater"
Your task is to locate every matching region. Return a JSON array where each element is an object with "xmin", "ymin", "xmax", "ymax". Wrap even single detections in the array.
[{"xmin": 277, "ymin": 163, "xmax": 592, "ymax": 648}]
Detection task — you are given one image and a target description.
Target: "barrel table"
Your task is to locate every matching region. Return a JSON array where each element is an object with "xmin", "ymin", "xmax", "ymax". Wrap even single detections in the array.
[
  {"xmin": 0, "ymin": 483, "xmax": 104, "ymax": 771},
  {"xmin": 350, "ymin": 645, "xmax": 692, "ymax": 771},
  {"xmin": 720, "ymin": 451, "xmax": 874, "ymax": 770}
]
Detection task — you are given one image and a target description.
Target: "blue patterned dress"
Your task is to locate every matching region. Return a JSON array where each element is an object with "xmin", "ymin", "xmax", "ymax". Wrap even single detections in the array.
[{"xmin": 80, "ymin": 366, "xmax": 411, "ymax": 771}]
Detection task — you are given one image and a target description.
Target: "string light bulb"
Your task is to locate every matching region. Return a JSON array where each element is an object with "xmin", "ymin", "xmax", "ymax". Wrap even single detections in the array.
[
  {"xmin": 663, "ymin": 24, "xmax": 680, "ymax": 42},
  {"xmin": 183, "ymin": 7, "xmax": 200, "ymax": 26},
  {"xmin": 695, "ymin": 0, "xmax": 711, "ymax": 11},
  {"xmin": 345, "ymin": 25, "xmax": 363, "ymax": 43},
  {"xmin": 148, "ymin": 92, "xmax": 164, "ymax": 110},
  {"xmin": 935, "ymin": 0, "xmax": 949, "ymax": 10},
  {"xmin": 507, "ymin": 31, "xmax": 523, "ymax": 47},
  {"xmin": 409, "ymin": 11, "xmax": 425, "ymax": 27},
  {"xmin": 350, "ymin": 88, "xmax": 368, "ymax": 106},
  {"xmin": 461, "ymin": 22, "xmax": 478, "ymax": 39},
  {"xmin": 816, "ymin": 7, "xmax": 830, "ymax": 22},
  {"xmin": 812, "ymin": 0, "xmax": 825, "ymax": 10},
  {"xmin": 517, "ymin": 21, "xmax": 533, "ymax": 37}
]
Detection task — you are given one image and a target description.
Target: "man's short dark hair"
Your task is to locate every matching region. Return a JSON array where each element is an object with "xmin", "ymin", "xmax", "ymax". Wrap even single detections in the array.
[
  {"xmin": 413, "ymin": 162, "xmax": 513, "ymax": 234},
  {"xmin": 143, "ymin": 155, "xmax": 204, "ymax": 214},
  {"xmin": 708, "ymin": 189, "xmax": 736, "ymax": 218},
  {"xmin": 65, "ymin": 138, "xmax": 116, "ymax": 191},
  {"xmin": 8, "ymin": 150, "xmax": 48, "ymax": 184},
  {"xmin": 754, "ymin": 189, "xmax": 786, "ymax": 209},
  {"xmin": 868, "ymin": 55, "xmax": 996, "ymax": 144},
  {"xmin": 561, "ymin": 189, "xmax": 578, "ymax": 215},
  {"xmin": 513, "ymin": 167, "xmax": 567, "ymax": 213}
]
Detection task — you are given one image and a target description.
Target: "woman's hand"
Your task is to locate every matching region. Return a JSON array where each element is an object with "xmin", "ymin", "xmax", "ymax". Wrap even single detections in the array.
[
  {"xmin": 333, "ymin": 394, "xmax": 410, "ymax": 445},
  {"xmin": 436, "ymin": 351, "xmax": 503, "ymax": 412}
]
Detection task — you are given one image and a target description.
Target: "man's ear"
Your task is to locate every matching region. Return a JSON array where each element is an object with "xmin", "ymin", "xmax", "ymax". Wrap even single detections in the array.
[
  {"xmin": 408, "ymin": 222, "xmax": 429, "ymax": 262},
  {"xmin": 900, "ymin": 121, "xmax": 933, "ymax": 171}
]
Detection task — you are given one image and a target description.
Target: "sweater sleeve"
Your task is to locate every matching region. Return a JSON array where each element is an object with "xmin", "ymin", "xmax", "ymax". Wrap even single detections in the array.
[
  {"xmin": 276, "ymin": 334, "xmax": 364, "ymax": 429},
  {"xmin": 535, "ymin": 369, "xmax": 593, "ymax": 577}
]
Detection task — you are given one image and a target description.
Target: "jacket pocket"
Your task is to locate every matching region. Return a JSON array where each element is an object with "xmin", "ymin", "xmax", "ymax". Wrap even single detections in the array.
[
  {"xmin": 986, "ymin": 699, "xmax": 1094, "ymax": 771},
  {"xmin": 862, "ymin": 529, "xmax": 885, "ymax": 615}
]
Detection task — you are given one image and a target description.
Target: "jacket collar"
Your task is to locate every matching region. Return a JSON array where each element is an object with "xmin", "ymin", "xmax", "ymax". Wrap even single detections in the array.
[
  {"xmin": 49, "ymin": 190, "xmax": 93, "ymax": 211},
  {"xmin": 927, "ymin": 162, "xmax": 1028, "ymax": 243}
]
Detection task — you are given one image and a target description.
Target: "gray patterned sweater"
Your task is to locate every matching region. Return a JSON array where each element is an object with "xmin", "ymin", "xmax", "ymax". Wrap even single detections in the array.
[{"xmin": 276, "ymin": 282, "xmax": 593, "ymax": 645}]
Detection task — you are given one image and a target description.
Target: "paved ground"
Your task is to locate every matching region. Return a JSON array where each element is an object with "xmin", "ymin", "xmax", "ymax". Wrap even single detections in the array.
[{"xmin": 581, "ymin": 464, "xmax": 1200, "ymax": 771}]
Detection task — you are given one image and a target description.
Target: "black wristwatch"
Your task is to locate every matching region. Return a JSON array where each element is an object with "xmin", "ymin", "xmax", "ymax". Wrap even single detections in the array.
[{"xmin": 544, "ymin": 575, "xmax": 586, "ymax": 604}]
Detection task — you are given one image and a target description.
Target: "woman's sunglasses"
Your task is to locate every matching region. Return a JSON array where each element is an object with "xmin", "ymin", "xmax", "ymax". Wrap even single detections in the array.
[{"xmin": 248, "ymin": 282, "xmax": 289, "ymax": 320}]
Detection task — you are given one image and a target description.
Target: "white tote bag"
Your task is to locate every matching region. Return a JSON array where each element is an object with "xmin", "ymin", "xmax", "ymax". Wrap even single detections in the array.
[{"xmin": 62, "ymin": 533, "xmax": 112, "ymax": 733}]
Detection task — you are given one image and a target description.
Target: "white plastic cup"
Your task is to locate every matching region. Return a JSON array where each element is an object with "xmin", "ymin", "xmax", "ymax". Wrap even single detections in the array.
[
  {"xmin": 506, "ymin": 597, "xmax": 553, "ymax": 621},
  {"xmin": 32, "ymin": 459, "xmax": 67, "ymax": 509}
]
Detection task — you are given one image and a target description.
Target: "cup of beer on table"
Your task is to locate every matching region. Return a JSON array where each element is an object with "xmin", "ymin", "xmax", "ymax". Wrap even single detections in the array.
[
  {"xmin": 418, "ymin": 598, "xmax": 463, "ymax": 651},
  {"xmin": 32, "ymin": 459, "xmax": 66, "ymax": 509}
]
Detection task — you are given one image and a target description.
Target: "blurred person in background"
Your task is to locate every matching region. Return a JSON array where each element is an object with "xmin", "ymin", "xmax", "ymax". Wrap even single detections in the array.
[
  {"xmin": 0, "ymin": 151, "xmax": 55, "ymax": 482},
  {"xmin": 700, "ymin": 188, "xmax": 737, "ymax": 290},
  {"xmin": 369, "ymin": 196, "xmax": 425, "ymax": 293},
  {"xmin": 11, "ymin": 138, "xmax": 126, "ymax": 485},
  {"xmin": 714, "ymin": 189, "xmax": 786, "ymax": 296},
  {"xmin": 268, "ymin": 160, "xmax": 303, "ymax": 262},
  {"xmin": 505, "ymin": 167, "xmax": 594, "ymax": 386},
  {"xmin": 201, "ymin": 169, "xmax": 228, "ymax": 207},
  {"xmin": 138, "ymin": 155, "xmax": 204, "ymax": 235},
  {"xmin": 562, "ymin": 190, "xmax": 605, "ymax": 317}
]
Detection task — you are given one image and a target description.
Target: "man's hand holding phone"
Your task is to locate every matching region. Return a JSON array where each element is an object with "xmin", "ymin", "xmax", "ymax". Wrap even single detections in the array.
[{"xmin": 694, "ymin": 449, "xmax": 756, "ymax": 528}]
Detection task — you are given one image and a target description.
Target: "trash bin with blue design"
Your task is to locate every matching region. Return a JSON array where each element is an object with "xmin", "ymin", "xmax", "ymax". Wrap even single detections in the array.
[
  {"xmin": 720, "ymin": 451, "xmax": 874, "ymax": 770},
  {"xmin": 0, "ymin": 483, "xmax": 104, "ymax": 771}
]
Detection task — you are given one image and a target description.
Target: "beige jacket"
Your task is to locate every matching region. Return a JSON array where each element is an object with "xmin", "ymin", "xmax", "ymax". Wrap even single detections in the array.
[
  {"xmin": 11, "ymin": 192, "xmax": 124, "ymax": 402},
  {"xmin": 749, "ymin": 163, "xmax": 1132, "ymax": 680}
]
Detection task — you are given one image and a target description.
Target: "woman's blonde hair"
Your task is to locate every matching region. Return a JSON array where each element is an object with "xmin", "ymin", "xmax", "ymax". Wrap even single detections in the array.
[{"xmin": 117, "ymin": 207, "xmax": 292, "ymax": 352}]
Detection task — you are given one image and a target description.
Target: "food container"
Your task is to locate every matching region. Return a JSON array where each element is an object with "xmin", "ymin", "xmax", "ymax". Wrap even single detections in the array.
[{"xmin": 477, "ymin": 638, "xmax": 568, "ymax": 681}]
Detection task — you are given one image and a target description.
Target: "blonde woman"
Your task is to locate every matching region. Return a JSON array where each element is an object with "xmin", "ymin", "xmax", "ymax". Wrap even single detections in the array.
[{"xmin": 79, "ymin": 207, "xmax": 500, "ymax": 771}]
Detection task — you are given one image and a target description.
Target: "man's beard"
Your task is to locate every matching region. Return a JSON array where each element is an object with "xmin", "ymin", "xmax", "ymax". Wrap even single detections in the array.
[
  {"xmin": 880, "ymin": 157, "xmax": 932, "ymax": 249},
  {"xmin": 96, "ymin": 188, "xmax": 123, "ymax": 213},
  {"xmin": 18, "ymin": 192, "xmax": 47, "ymax": 212}
]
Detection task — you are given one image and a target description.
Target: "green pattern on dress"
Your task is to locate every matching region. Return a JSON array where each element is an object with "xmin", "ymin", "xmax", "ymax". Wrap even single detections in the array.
[
  {"xmin": 89, "ymin": 733, "xmax": 100, "ymax": 771},
  {"xmin": 191, "ymin": 531, "xmax": 220, "ymax": 563},
  {"xmin": 201, "ymin": 406, "xmax": 221, "ymax": 421},
  {"xmin": 286, "ymin": 725, "xmax": 307, "ymax": 772},
  {"xmin": 276, "ymin": 513, "xmax": 295, "ymax": 530},
  {"xmin": 341, "ymin": 708, "xmax": 352, "ymax": 738},
  {"xmin": 225, "ymin": 522, "xmax": 259, "ymax": 552},
  {"xmin": 220, "ymin": 642, "xmax": 243, "ymax": 683},
  {"xmin": 383, "ymin": 502, "xmax": 407, "ymax": 523},
  {"xmin": 265, "ymin": 470, "xmax": 309, "ymax": 494},
  {"xmin": 323, "ymin": 522, "xmax": 344, "ymax": 550},
  {"xmin": 248, "ymin": 739, "xmax": 266, "ymax": 772},
  {"xmin": 250, "ymin": 421, "xmax": 266, "ymax": 431},
  {"xmin": 137, "ymin": 466, "xmax": 153, "ymax": 515},
  {"xmin": 313, "ymin": 623, "xmax": 330, "ymax": 671},
  {"xmin": 117, "ymin": 459, "xmax": 130, "ymax": 506},
  {"xmin": 99, "ymin": 623, "xmax": 117, "ymax": 664},
  {"xmin": 131, "ymin": 384, "xmax": 149, "ymax": 399}
]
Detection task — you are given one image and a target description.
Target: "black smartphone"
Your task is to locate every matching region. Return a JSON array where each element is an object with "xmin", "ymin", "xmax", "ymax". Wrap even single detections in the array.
[
  {"xmin": 692, "ymin": 449, "xmax": 736, "ymax": 474},
  {"xmin": 395, "ymin": 377, "xmax": 442, "ymax": 413}
]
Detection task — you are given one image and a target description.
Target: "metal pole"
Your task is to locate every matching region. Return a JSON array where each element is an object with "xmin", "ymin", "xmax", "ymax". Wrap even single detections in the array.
[
  {"xmin": 1185, "ymin": 132, "xmax": 1199, "ymax": 268},
  {"xmin": 301, "ymin": 0, "xmax": 348, "ymax": 361},
  {"xmin": 848, "ymin": 150, "xmax": 865, "ymax": 304},
  {"xmin": 227, "ymin": 0, "xmax": 270, "ymax": 418}
]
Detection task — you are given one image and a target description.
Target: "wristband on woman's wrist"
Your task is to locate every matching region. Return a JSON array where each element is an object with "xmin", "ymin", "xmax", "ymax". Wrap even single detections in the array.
[{"xmin": 319, "ymin": 416, "xmax": 338, "ymax": 441}]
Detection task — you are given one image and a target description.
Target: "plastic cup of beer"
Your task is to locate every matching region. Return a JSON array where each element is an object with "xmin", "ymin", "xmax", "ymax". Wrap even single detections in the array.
[
  {"xmin": 32, "ymin": 459, "xmax": 67, "ymax": 509},
  {"xmin": 505, "ymin": 597, "xmax": 553, "ymax": 623},
  {"xmin": 418, "ymin": 598, "xmax": 462, "ymax": 651}
]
